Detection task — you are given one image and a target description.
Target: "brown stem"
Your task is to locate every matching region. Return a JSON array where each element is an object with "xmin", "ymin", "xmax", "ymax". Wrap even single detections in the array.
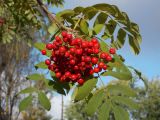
[{"xmin": 61, "ymin": 95, "xmax": 64, "ymax": 120}]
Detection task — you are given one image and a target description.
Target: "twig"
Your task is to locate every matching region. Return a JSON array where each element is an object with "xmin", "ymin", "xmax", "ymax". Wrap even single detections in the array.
[
  {"xmin": 36, "ymin": 0, "xmax": 73, "ymax": 32},
  {"xmin": 73, "ymin": 17, "xmax": 82, "ymax": 30}
]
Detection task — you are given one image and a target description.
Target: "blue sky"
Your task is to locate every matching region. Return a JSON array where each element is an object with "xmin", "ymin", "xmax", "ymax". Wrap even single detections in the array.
[{"xmin": 52, "ymin": 0, "xmax": 160, "ymax": 80}]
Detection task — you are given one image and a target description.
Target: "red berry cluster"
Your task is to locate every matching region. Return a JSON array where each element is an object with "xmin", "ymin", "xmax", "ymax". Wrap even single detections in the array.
[{"xmin": 41, "ymin": 31, "xmax": 116, "ymax": 85}]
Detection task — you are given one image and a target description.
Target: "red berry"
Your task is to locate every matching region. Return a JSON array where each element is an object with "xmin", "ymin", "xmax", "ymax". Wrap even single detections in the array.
[
  {"xmin": 81, "ymin": 62, "xmax": 85, "ymax": 66},
  {"xmin": 109, "ymin": 48, "xmax": 116, "ymax": 54},
  {"xmin": 77, "ymin": 78, "xmax": 84, "ymax": 85},
  {"xmin": 56, "ymin": 72, "xmax": 61, "ymax": 78},
  {"xmin": 65, "ymin": 51, "xmax": 70, "ymax": 57},
  {"xmin": 60, "ymin": 76, "xmax": 66, "ymax": 82},
  {"xmin": 55, "ymin": 50, "xmax": 60, "ymax": 55},
  {"xmin": 70, "ymin": 59, "xmax": 76, "ymax": 65},
  {"xmin": 45, "ymin": 59, "xmax": 51, "ymax": 65},
  {"xmin": 93, "ymin": 43, "xmax": 100, "ymax": 49},
  {"xmin": 85, "ymin": 56, "xmax": 91, "ymax": 62},
  {"xmin": 87, "ymin": 49, "xmax": 93, "ymax": 54},
  {"xmin": 67, "ymin": 34, "xmax": 73, "ymax": 40},
  {"xmin": 81, "ymin": 41, "xmax": 88, "ymax": 48},
  {"xmin": 98, "ymin": 62, "xmax": 105, "ymax": 68},
  {"xmin": 63, "ymin": 37, "xmax": 68, "ymax": 42},
  {"xmin": 71, "ymin": 74, "xmax": 77, "ymax": 81},
  {"xmin": 76, "ymin": 73, "xmax": 81, "ymax": 78},
  {"xmin": 70, "ymin": 48, "xmax": 75, "ymax": 54},
  {"xmin": 48, "ymin": 65, "xmax": 54, "ymax": 71},
  {"xmin": 55, "ymin": 36, "xmax": 61, "ymax": 42},
  {"xmin": 94, "ymin": 67, "xmax": 100, "ymax": 73},
  {"xmin": 54, "ymin": 68, "xmax": 59, "ymax": 72},
  {"xmin": 61, "ymin": 31, "xmax": 67, "ymax": 38},
  {"xmin": 69, "ymin": 40, "xmax": 75, "ymax": 46},
  {"xmin": 51, "ymin": 51, "xmax": 55, "ymax": 56},
  {"xmin": 69, "ymin": 54, "xmax": 74, "ymax": 59},
  {"xmin": 41, "ymin": 50, "xmax": 46, "ymax": 55},
  {"xmin": 74, "ymin": 65, "xmax": 79, "ymax": 70},
  {"xmin": 46, "ymin": 43, "xmax": 53, "ymax": 50},
  {"xmin": 65, "ymin": 71, "xmax": 71, "ymax": 78},
  {"xmin": 91, "ymin": 57, "xmax": 98, "ymax": 64},
  {"xmin": 76, "ymin": 49, "xmax": 83, "ymax": 55},
  {"xmin": 75, "ymin": 38, "xmax": 82, "ymax": 44},
  {"xmin": 89, "ymin": 69, "xmax": 94, "ymax": 75},
  {"xmin": 103, "ymin": 65, "xmax": 107, "ymax": 70},
  {"xmin": 106, "ymin": 55, "xmax": 112, "ymax": 61},
  {"xmin": 88, "ymin": 42, "xmax": 93, "ymax": 47},
  {"xmin": 93, "ymin": 48, "xmax": 99, "ymax": 54},
  {"xmin": 91, "ymin": 38, "xmax": 98, "ymax": 44},
  {"xmin": 52, "ymin": 44, "xmax": 58, "ymax": 50},
  {"xmin": 100, "ymin": 52, "xmax": 106, "ymax": 59},
  {"xmin": 59, "ymin": 46, "xmax": 66, "ymax": 53}
]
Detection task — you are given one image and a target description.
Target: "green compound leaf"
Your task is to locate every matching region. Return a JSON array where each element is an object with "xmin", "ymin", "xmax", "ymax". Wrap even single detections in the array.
[
  {"xmin": 99, "ymin": 40, "xmax": 109, "ymax": 52},
  {"xmin": 72, "ymin": 78, "xmax": 98, "ymax": 101},
  {"xmin": 19, "ymin": 87, "xmax": 37, "ymax": 94},
  {"xmin": 80, "ymin": 19, "xmax": 89, "ymax": 35},
  {"xmin": 26, "ymin": 73, "xmax": 45, "ymax": 81},
  {"xmin": 128, "ymin": 35, "xmax": 140, "ymax": 55},
  {"xmin": 38, "ymin": 91, "xmax": 51, "ymax": 111},
  {"xmin": 113, "ymin": 105, "xmax": 129, "ymax": 120},
  {"xmin": 35, "ymin": 62, "xmax": 48, "ymax": 69},
  {"xmin": 114, "ymin": 28, "xmax": 127, "ymax": 49},
  {"xmin": 19, "ymin": 95, "xmax": 33, "ymax": 112},
  {"xmin": 112, "ymin": 96, "xmax": 139, "ymax": 110},
  {"xmin": 107, "ymin": 84, "xmax": 137, "ymax": 97},
  {"xmin": 84, "ymin": 89, "xmax": 105, "ymax": 116},
  {"xmin": 101, "ymin": 54, "xmax": 132, "ymax": 80},
  {"xmin": 48, "ymin": 23, "xmax": 59, "ymax": 35},
  {"xmin": 98, "ymin": 100, "xmax": 111, "ymax": 120},
  {"xmin": 93, "ymin": 12, "xmax": 108, "ymax": 34}
]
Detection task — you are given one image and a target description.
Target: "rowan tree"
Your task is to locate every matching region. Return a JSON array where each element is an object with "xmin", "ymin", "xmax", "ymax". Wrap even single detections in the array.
[{"xmin": 0, "ymin": 0, "xmax": 147, "ymax": 120}]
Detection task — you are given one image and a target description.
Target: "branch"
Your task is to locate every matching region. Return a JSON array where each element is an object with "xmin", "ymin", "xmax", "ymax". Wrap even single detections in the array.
[{"xmin": 36, "ymin": 0, "xmax": 73, "ymax": 32}]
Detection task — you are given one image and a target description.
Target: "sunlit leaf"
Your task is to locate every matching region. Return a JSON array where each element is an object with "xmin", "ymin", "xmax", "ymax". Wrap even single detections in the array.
[
  {"xmin": 80, "ymin": 19, "xmax": 89, "ymax": 34},
  {"xmin": 38, "ymin": 91, "xmax": 51, "ymax": 110},
  {"xmin": 19, "ymin": 87, "xmax": 37, "ymax": 94},
  {"xmin": 98, "ymin": 100, "xmax": 111, "ymax": 120},
  {"xmin": 35, "ymin": 62, "xmax": 48, "ymax": 69},
  {"xmin": 107, "ymin": 84, "xmax": 137, "ymax": 97},
  {"xmin": 112, "ymin": 96, "xmax": 139, "ymax": 110},
  {"xmin": 113, "ymin": 105, "xmax": 129, "ymax": 120},
  {"xmin": 72, "ymin": 78, "xmax": 98, "ymax": 101},
  {"xmin": 84, "ymin": 89, "xmax": 105, "ymax": 116},
  {"xmin": 128, "ymin": 35, "xmax": 140, "ymax": 55},
  {"xmin": 19, "ymin": 95, "xmax": 33, "ymax": 112},
  {"xmin": 48, "ymin": 23, "xmax": 59, "ymax": 35},
  {"xmin": 26, "ymin": 73, "xmax": 45, "ymax": 81}
]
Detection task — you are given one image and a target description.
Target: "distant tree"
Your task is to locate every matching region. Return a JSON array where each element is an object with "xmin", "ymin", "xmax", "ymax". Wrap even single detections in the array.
[
  {"xmin": 132, "ymin": 79, "xmax": 160, "ymax": 120},
  {"xmin": 0, "ymin": 0, "xmax": 65, "ymax": 44},
  {"xmin": 20, "ymin": 106, "xmax": 52, "ymax": 120},
  {"xmin": 0, "ymin": 40, "xmax": 34, "ymax": 120},
  {"xmin": 0, "ymin": 0, "xmax": 65, "ymax": 120}
]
